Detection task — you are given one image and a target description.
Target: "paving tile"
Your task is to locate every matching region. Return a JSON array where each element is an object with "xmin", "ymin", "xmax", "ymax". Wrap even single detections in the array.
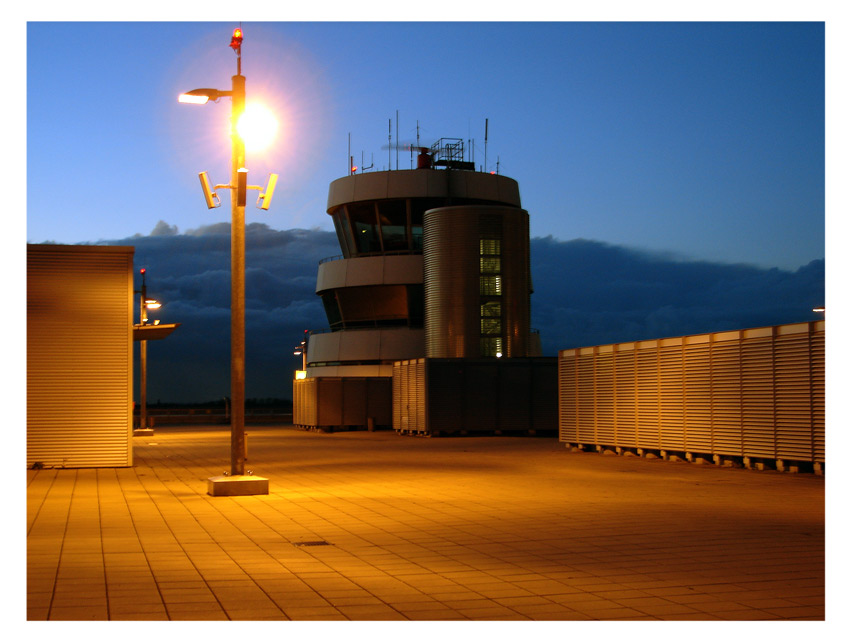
[{"xmin": 26, "ymin": 427, "xmax": 824, "ymax": 621}]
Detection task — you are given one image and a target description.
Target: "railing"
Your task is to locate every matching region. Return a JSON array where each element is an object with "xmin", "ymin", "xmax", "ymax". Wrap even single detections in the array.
[{"xmin": 318, "ymin": 249, "xmax": 422, "ymax": 264}]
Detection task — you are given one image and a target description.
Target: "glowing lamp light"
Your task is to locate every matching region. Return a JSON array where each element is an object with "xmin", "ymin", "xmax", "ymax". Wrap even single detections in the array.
[
  {"xmin": 236, "ymin": 103, "xmax": 278, "ymax": 151},
  {"xmin": 295, "ymin": 370, "xmax": 307, "ymax": 380},
  {"xmin": 178, "ymin": 93, "xmax": 210, "ymax": 105},
  {"xmin": 144, "ymin": 299, "xmax": 162, "ymax": 309}
]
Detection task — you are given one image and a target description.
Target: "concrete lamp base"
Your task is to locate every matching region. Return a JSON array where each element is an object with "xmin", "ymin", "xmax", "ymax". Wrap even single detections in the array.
[
  {"xmin": 133, "ymin": 429, "xmax": 155, "ymax": 437},
  {"xmin": 207, "ymin": 475, "xmax": 269, "ymax": 497}
]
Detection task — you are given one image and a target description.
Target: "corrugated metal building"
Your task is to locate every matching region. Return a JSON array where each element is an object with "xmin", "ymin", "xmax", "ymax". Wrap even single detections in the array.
[
  {"xmin": 393, "ymin": 358, "xmax": 558, "ymax": 436},
  {"xmin": 558, "ymin": 321, "xmax": 825, "ymax": 472},
  {"xmin": 27, "ymin": 244, "xmax": 134, "ymax": 468}
]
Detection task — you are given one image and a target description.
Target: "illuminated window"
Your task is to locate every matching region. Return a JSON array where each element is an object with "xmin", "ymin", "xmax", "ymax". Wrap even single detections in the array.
[
  {"xmin": 481, "ymin": 337, "xmax": 503, "ymax": 357},
  {"xmin": 480, "ymin": 256, "xmax": 501, "ymax": 273},
  {"xmin": 479, "ymin": 221, "xmax": 503, "ymax": 356},
  {"xmin": 480, "ymin": 275, "xmax": 502, "ymax": 296},
  {"xmin": 481, "ymin": 317, "xmax": 501, "ymax": 334},
  {"xmin": 480, "ymin": 238, "xmax": 501, "ymax": 256},
  {"xmin": 481, "ymin": 301, "xmax": 501, "ymax": 317}
]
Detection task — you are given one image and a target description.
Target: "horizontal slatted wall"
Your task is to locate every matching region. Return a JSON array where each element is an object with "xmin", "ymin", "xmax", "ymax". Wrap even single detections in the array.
[
  {"xmin": 711, "ymin": 333, "xmax": 743, "ymax": 456},
  {"xmin": 595, "ymin": 348, "xmax": 615, "ymax": 446},
  {"xmin": 558, "ymin": 322, "xmax": 825, "ymax": 465},
  {"xmin": 741, "ymin": 329, "xmax": 775, "ymax": 459},
  {"xmin": 659, "ymin": 339, "xmax": 684, "ymax": 451},
  {"xmin": 635, "ymin": 342, "xmax": 660, "ymax": 450},
  {"xmin": 577, "ymin": 349, "xmax": 596, "ymax": 445},
  {"xmin": 614, "ymin": 344, "xmax": 637, "ymax": 447},
  {"xmin": 774, "ymin": 324, "xmax": 813, "ymax": 461},
  {"xmin": 683, "ymin": 336, "xmax": 712, "ymax": 453},
  {"xmin": 811, "ymin": 325, "xmax": 825, "ymax": 463},
  {"xmin": 558, "ymin": 351, "xmax": 579, "ymax": 443},
  {"xmin": 27, "ymin": 246, "xmax": 133, "ymax": 468}
]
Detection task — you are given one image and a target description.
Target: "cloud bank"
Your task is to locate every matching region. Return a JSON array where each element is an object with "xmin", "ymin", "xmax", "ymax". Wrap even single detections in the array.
[{"xmin": 81, "ymin": 223, "xmax": 822, "ymax": 403}]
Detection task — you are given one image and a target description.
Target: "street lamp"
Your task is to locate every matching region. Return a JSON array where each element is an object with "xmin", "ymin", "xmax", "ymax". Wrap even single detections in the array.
[
  {"xmin": 180, "ymin": 26, "xmax": 274, "ymax": 495},
  {"xmin": 133, "ymin": 268, "xmax": 169, "ymax": 434},
  {"xmin": 294, "ymin": 330, "xmax": 308, "ymax": 380}
]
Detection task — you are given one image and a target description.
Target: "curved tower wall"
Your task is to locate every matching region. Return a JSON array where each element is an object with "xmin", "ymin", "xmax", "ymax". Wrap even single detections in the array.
[{"xmin": 424, "ymin": 205, "xmax": 531, "ymax": 359}]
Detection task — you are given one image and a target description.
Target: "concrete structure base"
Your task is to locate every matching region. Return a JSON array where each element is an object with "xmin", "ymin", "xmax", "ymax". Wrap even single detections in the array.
[
  {"xmin": 133, "ymin": 428, "xmax": 155, "ymax": 437},
  {"xmin": 207, "ymin": 475, "xmax": 269, "ymax": 496}
]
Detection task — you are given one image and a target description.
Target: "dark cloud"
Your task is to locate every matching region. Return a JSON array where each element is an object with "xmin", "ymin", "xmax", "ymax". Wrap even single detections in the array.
[
  {"xmin": 530, "ymin": 236, "xmax": 825, "ymax": 353},
  {"xmin": 96, "ymin": 223, "xmax": 337, "ymax": 403},
  {"xmin": 83, "ymin": 226, "xmax": 822, "ymax": 404}
]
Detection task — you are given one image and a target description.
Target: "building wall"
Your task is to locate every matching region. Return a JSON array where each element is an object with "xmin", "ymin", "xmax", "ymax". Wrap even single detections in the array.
[
  {"xmin": 27, "ymin": 245, "xmax": 134, "ymax": 468},
  {"xmin": 293, "ymin": 377, "xmax": 392, "ymax": 429},
  {"xmin": 558, "ymin": 321, "xmax": 825, "ymax": 467},
  {"xmin": 423, "ymin": 206, "xmax": 531, "ymax": 358},
  {"xmin": 393, "ymin": 358, "xmax": 558, "ymax": 435}
]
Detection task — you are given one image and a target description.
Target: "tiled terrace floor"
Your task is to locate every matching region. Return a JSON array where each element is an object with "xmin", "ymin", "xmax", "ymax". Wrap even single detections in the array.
[{"xmin": 26, "ymin": 425, "xmax": 825, "ymax": 622}]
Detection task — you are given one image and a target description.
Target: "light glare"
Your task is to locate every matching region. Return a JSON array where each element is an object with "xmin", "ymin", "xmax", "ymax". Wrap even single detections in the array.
[{"xmin": 237, "ymin": 103, "xmax": 279, "ymax": 151}]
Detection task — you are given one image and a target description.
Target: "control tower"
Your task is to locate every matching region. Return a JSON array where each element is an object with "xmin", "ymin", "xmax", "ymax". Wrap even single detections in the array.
[{"xmin": 293, "ymin": 138, "xmax": 548, "ymax": 432}]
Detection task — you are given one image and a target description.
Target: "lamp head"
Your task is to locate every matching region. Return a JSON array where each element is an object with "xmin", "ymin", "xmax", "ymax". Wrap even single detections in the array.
[{"xmin": 178, "ymin": 88, "xmax": 231, "ymax": 105}]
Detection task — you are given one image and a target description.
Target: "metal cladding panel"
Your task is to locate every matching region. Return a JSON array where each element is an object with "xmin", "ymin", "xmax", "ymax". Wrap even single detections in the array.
[
  {"xmin": 27, "ymin": 245, "xmax": 134, "ymax": 468},
  {"xmin": 317, "ymin": 378, "xmax": 343, "ymax": 426},
  {"xmin": 424, "ymin": 205, "xmax": 530, "ymax": 359},
  {"xmin": 421, "ymin": 358, "xmax": 556, "ymax": 433},
  {"xmin": 811, "ymin": 325, "xmax": 825, "ymax": 463},
  {"xmin": 392, "ymin": 363, "xmax": 402, "ymax": 428},
  {"xmin": 293, "ymin": 378, "xmax": 318, "ymax": 426},
  {"xmin": 426, "ymin": 360, "xmax": 464, "ymax": 431},
  {"xmin": 635, "ymin": 345, "xmax": 661, "ymax": 449},
  {"xmin": 576, "ymin": 352, "xmax": 596, "ymax": 444},
  {"xmin": 499, "ymin": 363, "xmax": 531, "ymax": 430},
  {"xmin": 683, "ymin": 341, "xmax": 713, "ymax": 453},
  {"xmin": 613, "ymin": 345, "xmax": 637, "ymax": 446},
  {"xmin": 774, "ymin": 329, "xmax": 814, "ymax": 460},
  {"xmin": 342, "ymin": 378, "xmax": 368, "ymax": 426},
  {"xmin": 366, "ymin": 377, "xmax": 393, "ymax": 426},
  {"xmin": 393, "ymin": 359, "xmax": 425, "ymax": 431},
  {"xmin": 530, "ymin": 358, "xmax": 559, "ymax": 430},
  {"xmin": 464, "ymin": 362, "xmax": 499, "ymax": 431},
  {"xmin": 558, "ymin": 351, "xmax": 579, "ymax": 443},
  {"xmin": 659, "ymin": 344, "xmax": 685, "ymax": 451},
  {"xmin": 594, "ymin": 352, "xmax": 615, "ymax": 445},
  {"xmin": 741, "ymin": 336, "xmax": 775, "ymax": 458},
  {"xmin": 710, "ymin": 337, "xmax": 743, "ymax": 455}
]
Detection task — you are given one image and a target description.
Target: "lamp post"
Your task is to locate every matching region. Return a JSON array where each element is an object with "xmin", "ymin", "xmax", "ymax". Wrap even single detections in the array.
[
  {"xmin": 179, "ymin": 27, "xmax": 275, "ymax": 494},
  {"xmin": 135, "ymin": 268, "xmax": 161, "ymax": 432}
]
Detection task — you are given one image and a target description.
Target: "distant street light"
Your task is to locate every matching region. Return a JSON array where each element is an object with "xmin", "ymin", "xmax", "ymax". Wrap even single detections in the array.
[
  {"xmin": 294, "ymin": 330, "xmax": 308, "ymax": 379},
  {"xmin": 135, "ymin": 268, "xmax": 160, "ymax": 433},
  {"xmin": 179, "ymin": 27, "xmax": 277, "ymax": 487}
]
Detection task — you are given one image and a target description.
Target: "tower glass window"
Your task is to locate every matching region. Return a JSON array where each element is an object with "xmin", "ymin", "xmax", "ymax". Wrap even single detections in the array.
[
  {"xmin": 347, "ymin": 202, "xmax": 382, "ymax": 254},
  {"xmin": 377, "ymin": 200, "xmax": 409, "ymax": 252},
  {"xmin": 479, "ymin": 225, "xmax": 503, "ymax": 357}
]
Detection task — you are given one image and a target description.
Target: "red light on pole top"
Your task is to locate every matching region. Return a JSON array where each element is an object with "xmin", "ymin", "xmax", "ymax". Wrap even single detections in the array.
[
  {"xmin": 230, "ymin": 27, "xmax": 243, "ymax": 50},
  {"xmin": 140, "ymin": 268, "xmax": 146, "ymax": 274}
]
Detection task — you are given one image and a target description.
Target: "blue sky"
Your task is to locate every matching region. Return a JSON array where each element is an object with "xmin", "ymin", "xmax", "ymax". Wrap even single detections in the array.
[{"xmin": 26, "ymin": 19, "xmax": 825, "ymax": 270}]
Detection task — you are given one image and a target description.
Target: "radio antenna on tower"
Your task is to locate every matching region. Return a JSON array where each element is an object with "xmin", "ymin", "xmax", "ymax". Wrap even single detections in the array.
[{"xmin": 484, "ymin": 118, "xmax": 489, "ymax": 173}]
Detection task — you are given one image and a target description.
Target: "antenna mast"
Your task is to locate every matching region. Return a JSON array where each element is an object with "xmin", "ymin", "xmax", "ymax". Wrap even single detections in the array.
[{"xmin": 484, "ymin": 118, "xmax": 489, "ymax": 173}]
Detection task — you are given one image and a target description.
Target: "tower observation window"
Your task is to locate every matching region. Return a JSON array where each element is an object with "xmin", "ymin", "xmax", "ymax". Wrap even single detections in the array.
[
  {"xmin": 479, "ymin": 227, "xmax": 503, "ymax": 357},
  {"xmin": 347, "ymin": 201, "xmax": 381, "ymax": 254}
]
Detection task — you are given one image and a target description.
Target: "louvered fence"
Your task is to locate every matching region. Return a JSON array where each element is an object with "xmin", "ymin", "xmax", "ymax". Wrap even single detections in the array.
[{"xmin": 559, "ymin": 321, "xmax": 825, "ymax": 472}]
